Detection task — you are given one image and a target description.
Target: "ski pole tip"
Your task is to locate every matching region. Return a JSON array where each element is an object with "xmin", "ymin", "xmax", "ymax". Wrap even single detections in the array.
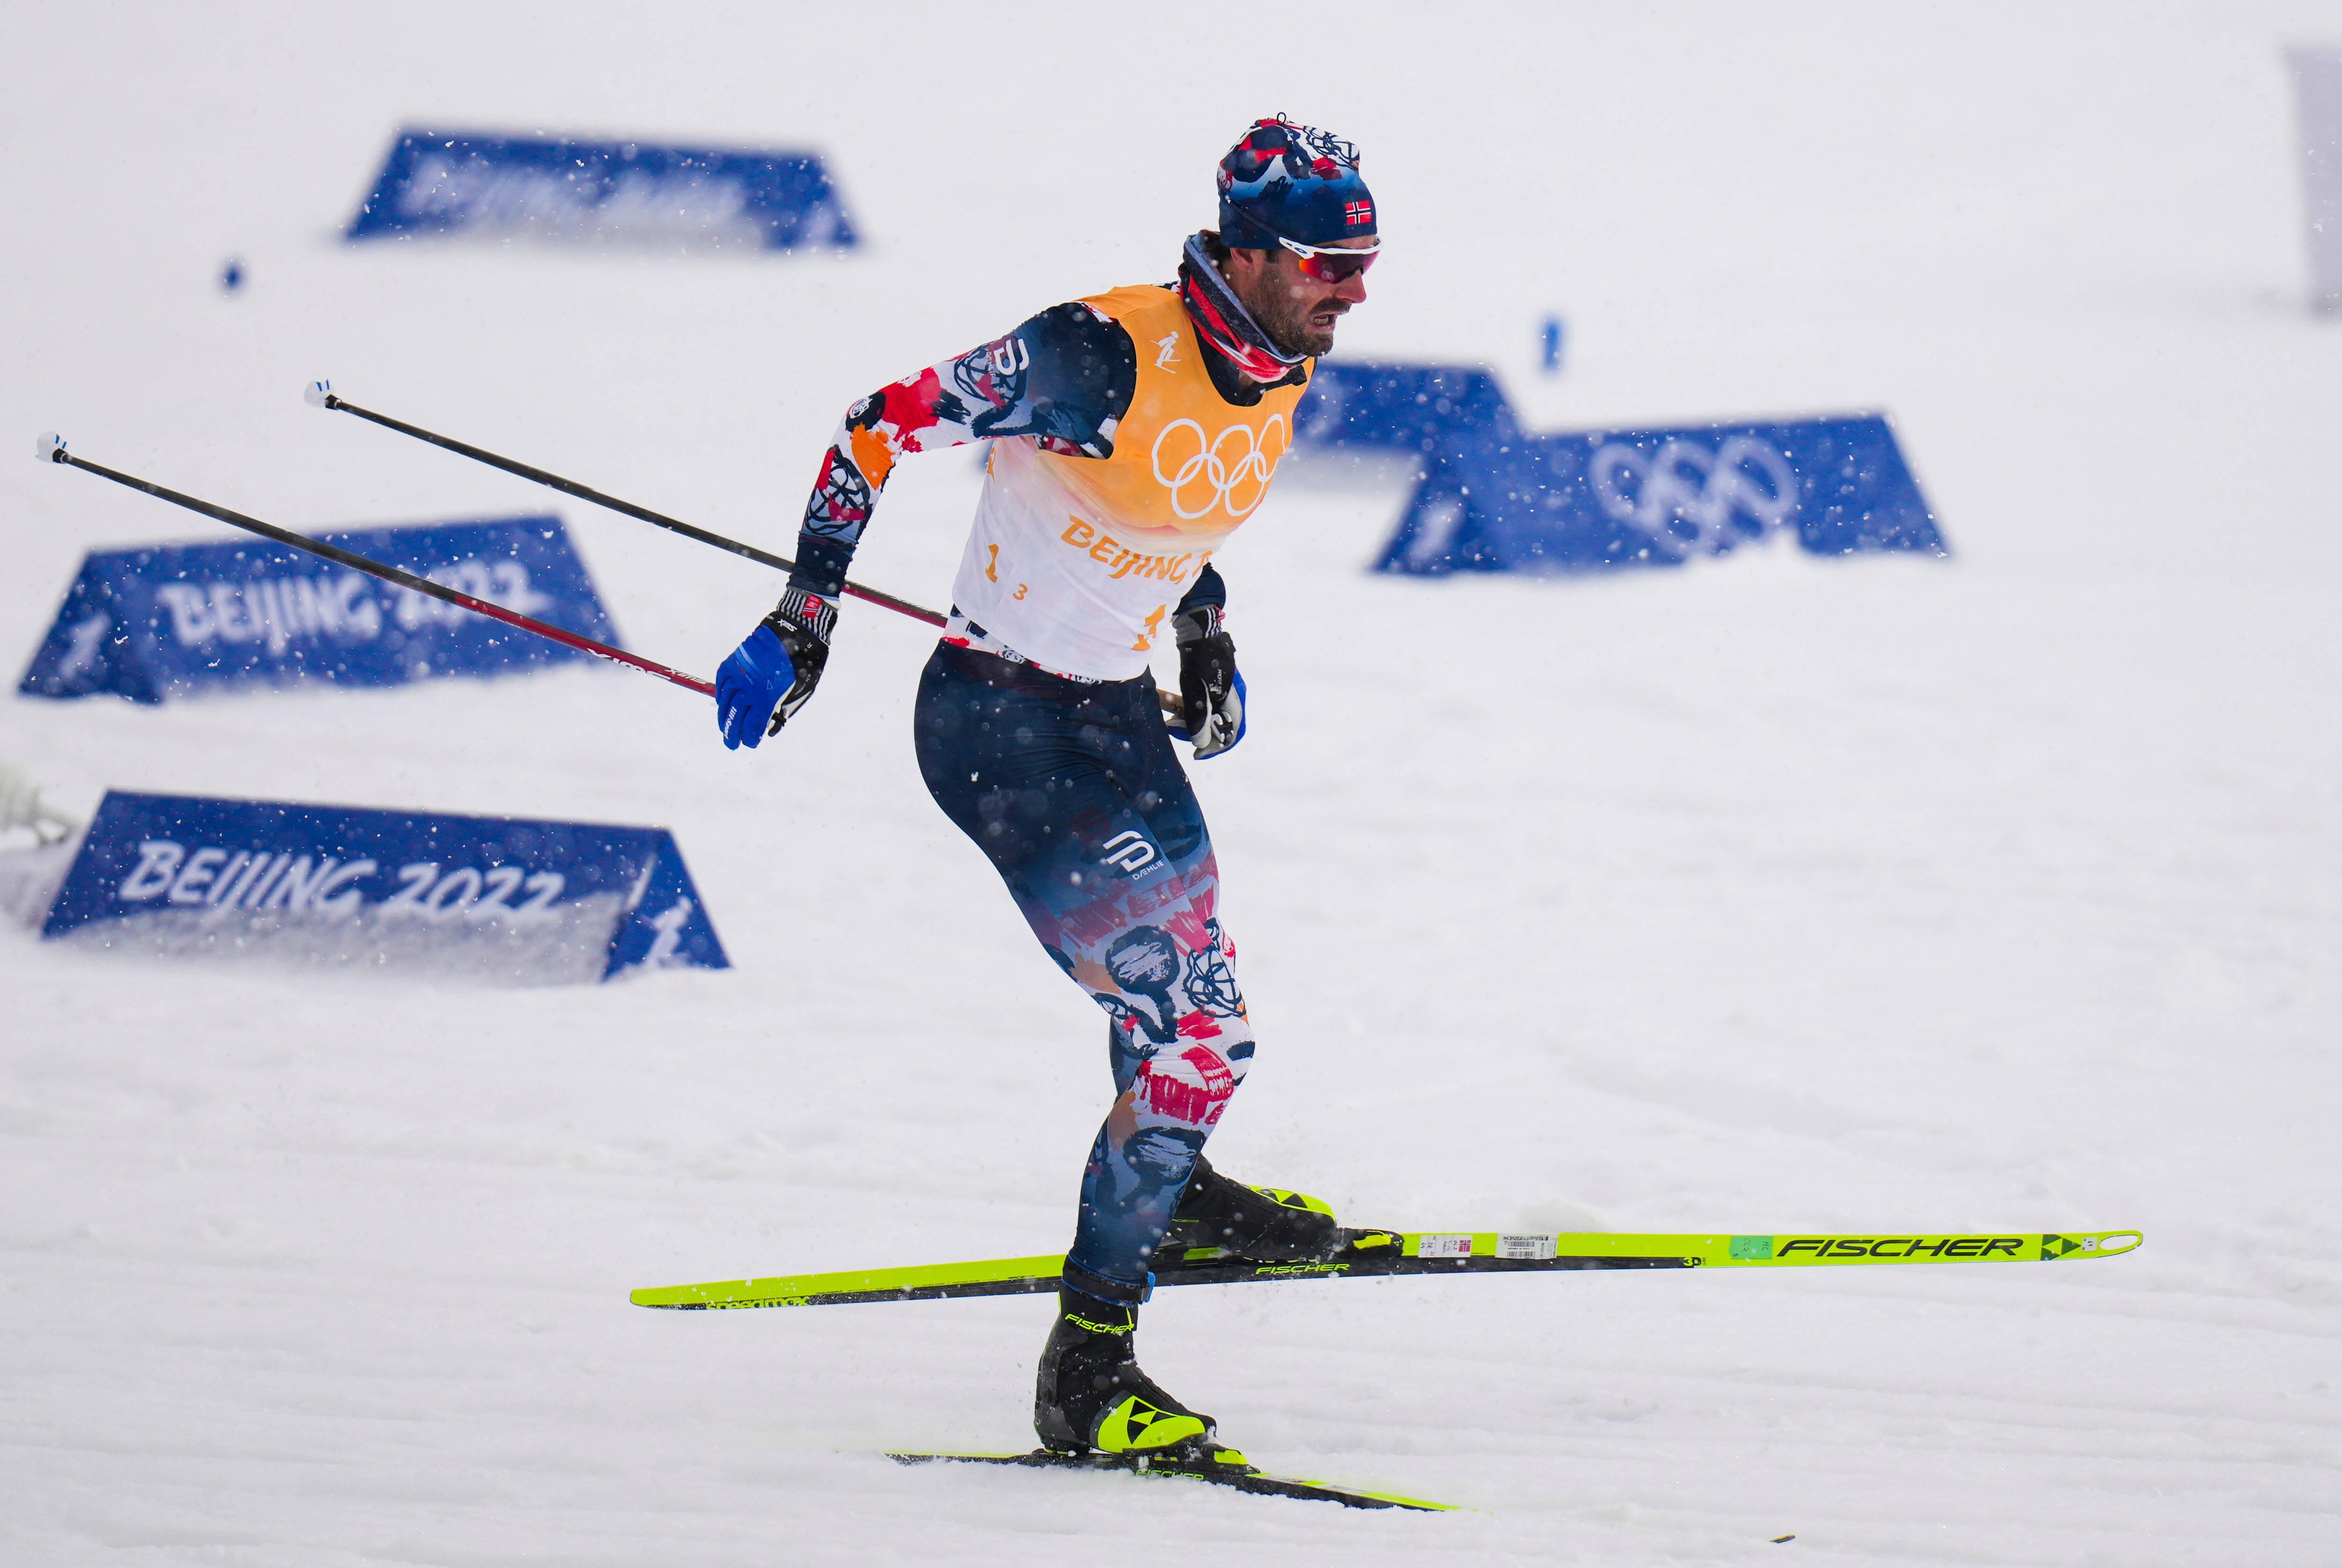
[
  {"xmin": 35, "ymin": 432, "xmax": 65, "ymax": 464},
  {"xmin": 304, "ymin": 379, "xmax": 336, "ymax": 410}
]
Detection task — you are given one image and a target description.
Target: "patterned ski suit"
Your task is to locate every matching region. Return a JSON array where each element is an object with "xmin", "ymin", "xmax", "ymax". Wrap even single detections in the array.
[{"xmin": 789, "ymin": 273, "xmax": 1311, "ymax": 1299}]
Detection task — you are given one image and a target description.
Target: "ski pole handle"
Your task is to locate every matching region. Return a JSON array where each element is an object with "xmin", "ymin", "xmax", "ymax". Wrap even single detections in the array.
[{"xmin": 37, "ymin": 435, "xmax": 716, "ymax": 697}]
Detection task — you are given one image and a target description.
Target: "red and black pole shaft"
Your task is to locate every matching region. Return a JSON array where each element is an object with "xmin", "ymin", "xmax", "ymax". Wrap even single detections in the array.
[
  {"xmin": 305, "ymin": 383, "xmax": 948, "ymax": 629},
  {"xmin": 36, "ymin": 434, "xmax": 715, "ymax": 697}
]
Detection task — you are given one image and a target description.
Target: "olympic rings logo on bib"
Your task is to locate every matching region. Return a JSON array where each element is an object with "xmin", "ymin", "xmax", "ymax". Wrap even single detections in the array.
[{"xmin": 1150, "ymin": 416, "xmax": 1289, "ymax": 520}]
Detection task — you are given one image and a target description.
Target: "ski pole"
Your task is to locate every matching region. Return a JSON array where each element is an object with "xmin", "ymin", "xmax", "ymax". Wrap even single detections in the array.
[
  {"xmin": 33, "ymin": 433, "xmax": 715, "ymax": 698},
  {"xmin": 302, "ymin": 381, "xmax": 947, "ymax": 629},
  {"xmin": 303, "ymin": 381, "xmax": 1188, "ymax": 723}
]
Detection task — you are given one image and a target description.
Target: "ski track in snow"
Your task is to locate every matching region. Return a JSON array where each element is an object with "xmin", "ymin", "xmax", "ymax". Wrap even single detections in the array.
[{"xmin": 3, "ymin": 3, "xmax": 2340, "ymax": 1563}]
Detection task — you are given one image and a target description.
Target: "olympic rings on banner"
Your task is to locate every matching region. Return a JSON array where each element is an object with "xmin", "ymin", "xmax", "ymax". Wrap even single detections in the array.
[{"xmin": 1590, "ymin": 436, "xmax": 1798, "ymax": 556}]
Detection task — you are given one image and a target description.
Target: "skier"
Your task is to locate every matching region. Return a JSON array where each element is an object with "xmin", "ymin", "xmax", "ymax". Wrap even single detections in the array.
[{"xmin": 713, "ymin": 116, "xmax": 1380, "ymax": 1465}]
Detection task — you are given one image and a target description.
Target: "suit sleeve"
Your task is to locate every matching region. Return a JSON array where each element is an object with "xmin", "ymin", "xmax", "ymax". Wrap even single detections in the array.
[
  {"xmin": 1174, "ymin": 562, "xmax": 1227, "ymax": 618},
  {"xmin": 787, "ymin": 302, "xmax": 1139, "ymax": 599}
]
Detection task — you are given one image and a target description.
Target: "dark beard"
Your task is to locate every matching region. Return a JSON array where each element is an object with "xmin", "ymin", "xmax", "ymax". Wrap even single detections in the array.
[{"xmin": 1251, "ymin": 289, "xmax": 1343, "ymax": 357}]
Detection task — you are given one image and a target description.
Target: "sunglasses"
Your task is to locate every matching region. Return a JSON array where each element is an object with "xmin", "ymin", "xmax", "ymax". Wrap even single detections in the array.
[{"xmin": 1278, "ymin": 235, "xmax": 1380, "ymax": 283}]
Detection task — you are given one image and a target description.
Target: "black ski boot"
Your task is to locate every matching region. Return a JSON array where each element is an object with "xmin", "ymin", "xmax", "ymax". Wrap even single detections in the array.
[
  {"xmin": 1163, "ymin": 1155, "xmax": 1345, "ymax": 1262},
  {"xmin": 1033, "ymin": 1284, "xmax": 1248, "ymax": 1469}
]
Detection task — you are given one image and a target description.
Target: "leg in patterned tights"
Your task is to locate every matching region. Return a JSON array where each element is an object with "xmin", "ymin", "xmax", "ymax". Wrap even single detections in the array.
[{"xmin": 913, "ymin": 642, "xmax": 1252, "ymax": 1298}]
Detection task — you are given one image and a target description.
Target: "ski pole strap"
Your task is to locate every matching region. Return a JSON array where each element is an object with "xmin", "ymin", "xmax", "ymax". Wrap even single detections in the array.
[
  {"xmin": 1060, "ymin": 1257, "xmax": 1153, "ymax": 1306},
  {"xmin": 310, "ymin": 387, "xmax": 948, "ymax": 629},
  {"xmin": 42, "ymin": 441, "xmax": 717, "ymax": 697}
]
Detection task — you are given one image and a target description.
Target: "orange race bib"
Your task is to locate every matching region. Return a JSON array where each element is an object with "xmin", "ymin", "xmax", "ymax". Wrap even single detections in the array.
[{"xmin": 948, "ymin": 286, "xmax": 1311, "ymax": 680}]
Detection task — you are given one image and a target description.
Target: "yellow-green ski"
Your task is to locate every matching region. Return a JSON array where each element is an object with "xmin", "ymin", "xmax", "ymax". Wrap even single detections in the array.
[
  {"xmin": 633, "ymin": 1228, "xmax": 2142, "ymax": 1310},
  {"xmin": 886, "ymin": 1449, "xmax": 1456, "ymax": 1511}
]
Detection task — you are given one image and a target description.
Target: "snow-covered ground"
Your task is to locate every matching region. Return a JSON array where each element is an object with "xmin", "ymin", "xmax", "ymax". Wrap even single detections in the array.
[{"xmin": 4, "ymin": 4, "xmax": 2339, "ymax": 1562}]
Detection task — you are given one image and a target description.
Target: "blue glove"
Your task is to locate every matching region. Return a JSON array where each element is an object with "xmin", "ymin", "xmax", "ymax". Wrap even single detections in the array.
[{"xmin": 716, "ymin": 589, "xmax": 833, "ymax": 750}]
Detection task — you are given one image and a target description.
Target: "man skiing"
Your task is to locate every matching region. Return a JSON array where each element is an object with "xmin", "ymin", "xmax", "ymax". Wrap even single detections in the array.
[{"xmin": 713, "ymin": 116, "xmax": 1380, "ymax": 1465}]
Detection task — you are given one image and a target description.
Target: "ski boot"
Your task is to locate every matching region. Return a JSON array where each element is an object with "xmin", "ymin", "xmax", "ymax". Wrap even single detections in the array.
[
  {"xmin": 1162, "ymin": 1155, "xmax": 1345, "ymax": 1262},
  {"xmin": 1033, "ymin": 1278, "xmax": 1251, "ymax": 1473}
]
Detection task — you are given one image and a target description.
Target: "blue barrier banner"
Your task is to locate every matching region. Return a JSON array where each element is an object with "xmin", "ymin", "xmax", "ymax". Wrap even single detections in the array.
[
  {"xmin": 41, "ymin": 791, "xmax": 727, "ymax": 984},
  {"xmin": 1376, "ymin": 415, "xmax": 1945, "ymax": 575},
  {"xmin": 347, "ymin": 130, "xmax": 858, "ymax": 251},
  {"xmin": 18, "ymin": 516, "xmax": 620, "ymax": 704},
  {"xmin": 1294, "ymin": 362, "xmax": 1516, "ymax": 456}
]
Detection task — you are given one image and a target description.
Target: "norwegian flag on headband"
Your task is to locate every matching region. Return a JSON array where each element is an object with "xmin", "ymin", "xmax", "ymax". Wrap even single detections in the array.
[{"xmin": 1344, "ymin": 200, "xmax": 1373, "ymax": 226}]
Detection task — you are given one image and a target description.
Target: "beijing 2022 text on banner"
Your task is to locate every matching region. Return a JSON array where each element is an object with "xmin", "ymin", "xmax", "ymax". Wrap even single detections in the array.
[
  {"xmin": 1373, "ymin": 415, "xmax": 1944, "ymax": 575},
  {"xmin": 18, "ymin": 515, "xmax": 619, "ymax": 704},
  {"xmin": 38, "ymin": 792, "xmax": 727, "ymax": 985},
  {"xmin": 347, "ymin": 130, "xmax": 858, "ymax": 251}
]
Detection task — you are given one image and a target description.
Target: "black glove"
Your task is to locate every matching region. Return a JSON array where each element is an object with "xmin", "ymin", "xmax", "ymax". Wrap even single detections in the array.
[
  {"xmin": 714, "ymin": 585, "xmax": 832, "ymax": 750},
  {"xmin": 1174, "ymin": 602, "xmax": 1246, "ymax": 759}
]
